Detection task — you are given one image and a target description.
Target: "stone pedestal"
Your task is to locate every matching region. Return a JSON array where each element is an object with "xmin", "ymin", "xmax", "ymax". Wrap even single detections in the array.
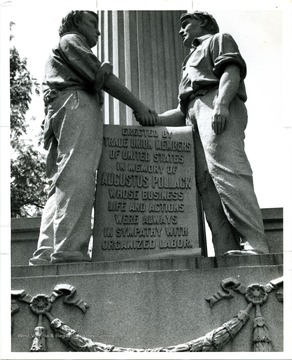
[{"xmin": 11, "ymin": 254, "xmax": 283, "ymax": 353}]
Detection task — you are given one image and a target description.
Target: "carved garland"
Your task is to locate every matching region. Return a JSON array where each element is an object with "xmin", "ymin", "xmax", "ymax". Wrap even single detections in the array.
[{"xmin": 11, "ymin": 277, "xmax": 283, "ymax": 352}]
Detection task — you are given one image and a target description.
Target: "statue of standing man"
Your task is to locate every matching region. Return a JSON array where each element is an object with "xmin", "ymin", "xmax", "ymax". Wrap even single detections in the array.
[
  {"xmin": 29, "ymin": 10, "xmax": 157, "ymax": 265},
  {"xmin": 138, "ymin": 11, "xmax": 270, "ymax": 256}
]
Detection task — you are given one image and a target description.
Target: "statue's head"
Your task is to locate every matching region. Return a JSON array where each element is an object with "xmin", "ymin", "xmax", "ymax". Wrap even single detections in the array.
[
  {"xmin": 180, "ymin": 11, "xmax": 219, "ymax": 35},
  {"xmin": 58, "ymin": 11, "xmax": 99, "ymax": 36},
  {"xmin": 59, "ymin": 10, "xmax": 100, "ymax": 48}
]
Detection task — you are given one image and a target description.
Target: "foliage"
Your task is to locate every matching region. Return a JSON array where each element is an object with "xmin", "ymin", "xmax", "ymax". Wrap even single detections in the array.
[
  {"xmin": 10, "ymin": 22, "xmax": 48, "ymax": 217},
  {"xmin": 11, "ymin": 140, "xmax": 48, "ymax": 217}
]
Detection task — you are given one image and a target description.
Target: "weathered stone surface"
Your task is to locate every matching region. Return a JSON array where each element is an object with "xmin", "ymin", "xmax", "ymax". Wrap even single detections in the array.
[
  {"xmin": 11, "ymin": 255, "xmax": 283, "ymax": 352},
  {"xmin": 92, "ymin": 125, "xmax": 203, "ymax": 262}
]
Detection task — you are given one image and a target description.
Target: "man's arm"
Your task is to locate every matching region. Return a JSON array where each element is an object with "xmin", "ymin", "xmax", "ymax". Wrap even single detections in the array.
[
  {"xmin": 59, "ymin": 36, "xmax": 157, "ymax": 125},
  {"xmin": 137, "ymin": 106, "xmax": 185, "ymax": 126},
  {"xmin": 103, "ymin": 73, "xmax": 157, "ymax": 126},
  {"xmin": 212, "ymin": 64, "xmax": 241, "ymax": 134},
  {"xmin": 137, "ymin": 105, "xmax": 185, "ymax": 127},
  {"xmin": 156, "ymin": 107, "xmax": 185, "ymax": 127}
]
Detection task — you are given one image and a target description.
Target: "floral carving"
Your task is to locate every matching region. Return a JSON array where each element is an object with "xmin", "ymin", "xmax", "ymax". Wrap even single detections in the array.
[
  {"xmin": 30, "ymin": 295, "xmax": 52, "ymax": 315},
  {"xmin": 205, "ymin": 276, "xmax": 283, "ymax": 352},
  {"xmin": 245, "ymin": 284, "xmax": 268, "ymax": 305}
]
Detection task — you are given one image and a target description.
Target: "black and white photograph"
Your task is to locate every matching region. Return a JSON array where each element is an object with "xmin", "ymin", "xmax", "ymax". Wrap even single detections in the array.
[{"xmin": 1, "ymin": 0, "xmax": 291, "ymax": 358}]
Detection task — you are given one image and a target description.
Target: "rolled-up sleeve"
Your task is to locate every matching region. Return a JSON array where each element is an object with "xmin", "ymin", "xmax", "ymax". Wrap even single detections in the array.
[
  {"xmin": 211, "ymin": 33, "xmax": 247, "ymax": 79},
  {"xmin": 59, "ymin": 33, "xmax": 111, "ymax": 92}
]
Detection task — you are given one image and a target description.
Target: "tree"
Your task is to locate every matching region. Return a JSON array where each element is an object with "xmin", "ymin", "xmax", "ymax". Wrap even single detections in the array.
[{"xmin": 10, "ymin": 22, "xmax": 48, "ymax": 217}]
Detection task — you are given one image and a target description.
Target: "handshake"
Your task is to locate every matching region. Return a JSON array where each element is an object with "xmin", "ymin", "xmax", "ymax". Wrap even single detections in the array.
[{"xmin": 133, "ymin": 104, "xmax": 159, "ymax": 127}]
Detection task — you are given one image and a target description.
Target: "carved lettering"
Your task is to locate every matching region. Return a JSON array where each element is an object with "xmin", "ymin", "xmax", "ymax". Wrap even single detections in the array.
[
  {"xmin": 122, "ymin": 128, "xmax": 159, "ymax": 138},
  {"xmin": 115, "ymin": 227, "xmax": 162, "ymax": 237},
  {"xmin": 127, "ymin": 163, "xmax": 164, "ymax": 174},
  {"xmin": 114, "ymin": 214, "xmax": 139, "ymax": 225},
  {"xmin": 151, "ymin": 176, "xmax": 192, "ymax": 189},
  {"xmin": 141, "ymin": 190, "xmax": 184, "ymax": 201},
  {"xmin": 142, "ymin": 214, "xmax": 178, "ymax": 225},
  {"xmin": 102, "ymin": 239, "xmax": 157, "ymax": 250},
  {"xmin": 109, "ymin": 150, "xmax": 121, "ymax": 159},
  {"xmin": 108, "ymin": 201, "xmax": 127, "ymax": 212},
  {"xmin": 153, "ymin": 153, "xmax": 184, "ymax": 164},
  {"xmin": 154, "ymin": 139, "xmax": 191, "ymax": 152},
  {"xmin": 121, "ymin": 150, "xmax": 150, "ymax": 162},
  {"xmin": 93, "ymin": 126, "xmax": 200, "ymax": 260},
  {"xmin": 165, "ymin": 227, "xmax": 188, "ymax": 236},
  {"xmin": 166, "ymin": 165, "xmax": 178, "ymax": 174},
  {"xmin": 128, "ymin": 202, "xmax": 146, "ymax": 212},
  {"xmin": 130, "ymin": 138, "xmax": 153, "ymax": 149},
  {"xmin": 162, "ymin": 130, "xmax": 172, "ymax": 139},
  {"xmin": 148, "ymin": 203, "xmax": 184, "ymax": 212},
  {"xmin": 108, "ymin": 189, "xmax": 139, "ymax": 200},
  {"xmin": 116, "ymin": 162, "xmax": 126, "ymax": 171},
  {"xmin": 103, "ymin": 227, "xmax": 113, "ymax": 237},
  {"xmin": 101, "ymin": 173, "xmax": 149, "ymax": 188},
  {"xmin": 159, "ymin": 238, "xmax": 192, "ymax": 249},
  {"xmin": 104, "ymin": 137, "xmax": 128, "ymax": 148}
]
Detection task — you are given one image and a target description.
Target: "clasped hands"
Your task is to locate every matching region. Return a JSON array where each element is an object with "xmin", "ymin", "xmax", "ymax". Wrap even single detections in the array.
[{"xmin": 134, "ymin": 104, "xmax": 158, "ymax": 127}]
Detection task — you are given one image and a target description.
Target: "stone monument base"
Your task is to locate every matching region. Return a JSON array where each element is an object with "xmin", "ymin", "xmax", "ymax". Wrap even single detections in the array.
[{"xmin": 11, "ymin": 253, "xmax": 283, "ymax": 352}]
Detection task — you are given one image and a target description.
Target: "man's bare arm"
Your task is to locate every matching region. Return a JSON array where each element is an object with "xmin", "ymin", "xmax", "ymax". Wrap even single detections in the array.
[
  {"xmin": 212, "ymin": 64, "xmax": 241, "ymax": 134},
  {"xmin": 103, "ymin": 72, "xmax": 157, "ymax": 126},
  {"xmin": 156, "ymin": 107, "xmax": 185, "ymax": 127}
]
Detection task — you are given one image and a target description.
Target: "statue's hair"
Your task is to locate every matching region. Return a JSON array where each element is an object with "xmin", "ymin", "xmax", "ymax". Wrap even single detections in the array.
[
  {"xmin": 59, "ymin": 10, "xmax": 99, "ymax": 36},
  {"xmin": 180, "ymin": 11, "xmax": 219, "ymax": 34}
]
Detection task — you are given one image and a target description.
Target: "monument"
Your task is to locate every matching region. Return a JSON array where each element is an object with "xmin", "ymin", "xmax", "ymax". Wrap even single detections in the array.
[{"xmin": 9, "ymin": 9, "xmax": 284, "ymax": 355}]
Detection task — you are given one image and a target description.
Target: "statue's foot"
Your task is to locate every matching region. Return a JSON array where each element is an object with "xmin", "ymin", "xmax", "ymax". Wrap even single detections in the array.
[
  {"xmin": 50, "ymin": 257, "xmax": 92, "ymax": 264},
  {"xmin": 224, "ymin": 249, "xmax": 265, "ymax": 256},
  {"xmin": 29, "ymin": 258, "xmax": 51, "ymax": 266},
  {"xmin": 50, "ymin": 251, "xmax": 92, "ymax": 264}
]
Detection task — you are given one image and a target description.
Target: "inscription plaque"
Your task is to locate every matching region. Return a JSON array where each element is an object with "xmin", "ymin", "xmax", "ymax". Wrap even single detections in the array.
[{"xmin": 92, "ymin": 125, "xmax": 202, "ymax": 262}]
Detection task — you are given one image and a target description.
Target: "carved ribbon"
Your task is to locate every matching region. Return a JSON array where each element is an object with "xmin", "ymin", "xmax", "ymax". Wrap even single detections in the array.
[
  {"xmin": 205, "ymin": 277, "xmax": 246, "ymax": 308},
  {"xmin": 11, "ymin": 289, "xmax": 32, "ymax": 304},
  {"xmin": 49, "ymin": 284, "xmax": 90, "ymax": 313}
]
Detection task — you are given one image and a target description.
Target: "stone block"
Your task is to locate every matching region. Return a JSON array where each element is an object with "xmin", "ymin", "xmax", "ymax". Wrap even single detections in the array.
[
  {"xmin": 93, "ymin": 125, "xmax": 204, "ymax": 262},
  {"xmin": 11, "ymin": 217, "xmax": 41, "ymax": 266},
  {"xmin": 261, "ymin": 208, "xmax": 283, "ymax": 253},
  {"xmin": 11, "ymin": 254, "xmax": 283, "ymax": 352}
]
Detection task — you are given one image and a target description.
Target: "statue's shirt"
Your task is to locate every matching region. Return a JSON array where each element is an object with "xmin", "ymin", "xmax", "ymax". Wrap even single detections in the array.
[
  {"xmin": 42, "ymin": 32, "xmax": 108, "ymax": 97},
  {"xmin": 178, "ymin": 33, "xmax": 247, "ymax": 111}
]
